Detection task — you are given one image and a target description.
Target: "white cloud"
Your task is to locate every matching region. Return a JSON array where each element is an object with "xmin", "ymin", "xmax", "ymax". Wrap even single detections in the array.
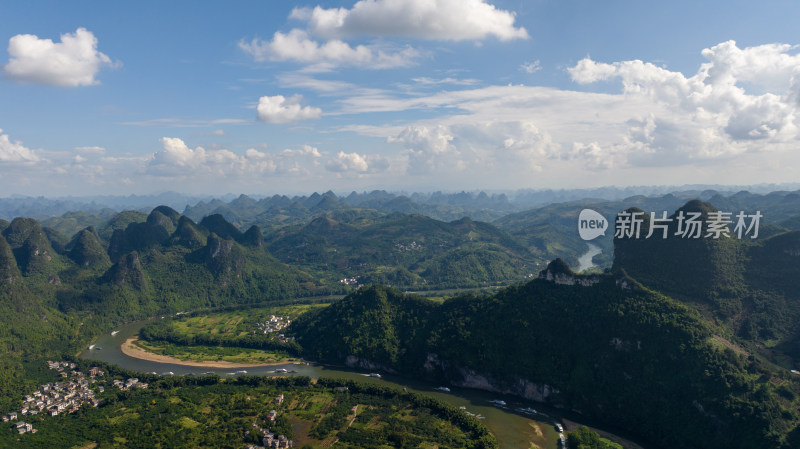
[
  {"xmin": 239, "ymin": 30, "xmax": 419, "ymax": 70},
  {"xmin": 241, "ymin": 0, "xmax": 525, "ymax": 71},
  {"xmin": 148, "ymin": 137, "xmax": 260, "ymax": 177},
  {"xmin": 292, "ymin": 0, "xmax": 528, "ymax": 42},
  {"xmin": 2, "ymin": 27, "xmax": 118, "ymax": 87},
  {"xmin": 388, "ymin": 125, "xmax": 460, "ymax": 174},
  {"xmin": 0, "ymin": 129, "xmax": 43, "ymax": 163},
  {"xmin": 147, "ymin": 139, "xmax": 324, "ymax": 179},
  {"xmin": 280, "ymin": 144, "xmax": 322, "ymax": 159},
  {"xmin": 520, "ymin": 60, "xmax": 541, "ymax": 74},
  {"xmin": 256, "ymin": 94, "xmax": 323, "ymax": 123},
  {"xmin": 567, "ymin": 40, "xmax": 800, "ymax": 166},
  {"xmin": 326, "ymin": 151, "xmax": 369, "ymax": 173},
  {"xmin": 338, "ymin": 40, "xmax": 800, "ymax": 175},
  {"xmin": 461, "ymin": 121, "xmax": 557, "ymax": 171}
]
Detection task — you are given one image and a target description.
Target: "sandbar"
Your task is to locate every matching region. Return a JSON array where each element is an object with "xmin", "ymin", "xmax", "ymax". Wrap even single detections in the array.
[{"xmin": 120, "ymin": 337, "xmax": 299, "ymax": 368}]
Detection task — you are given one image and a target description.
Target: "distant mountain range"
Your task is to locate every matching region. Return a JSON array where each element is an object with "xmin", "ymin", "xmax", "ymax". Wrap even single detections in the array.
[{"xmin": 4, "ymin": 183, "xmax": 800, "ymax": 221}]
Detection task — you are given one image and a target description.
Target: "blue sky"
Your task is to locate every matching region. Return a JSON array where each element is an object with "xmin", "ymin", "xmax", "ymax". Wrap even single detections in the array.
[{"xmin": 2, "ymin": 0, "xmax": 800, "ymax": 196}]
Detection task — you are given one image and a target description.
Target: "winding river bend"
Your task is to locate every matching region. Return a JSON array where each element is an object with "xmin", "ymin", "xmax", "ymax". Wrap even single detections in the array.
[
  {"xmin": 80, "ymin": 319, "xmax": 561, "ymax": 448},
  {"xmin": 577, "ymin": 243, "xmax": 602, "ymax": 272},
  {"xmin": 80, "ymin": 319, "xmax": 648, "ymax": 449}
]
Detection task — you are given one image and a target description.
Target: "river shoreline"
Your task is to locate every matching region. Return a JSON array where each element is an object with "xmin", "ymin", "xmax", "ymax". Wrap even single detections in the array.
[{"xmin": 120, "ymin": 337, "xmax": 301, "ymax": 368}]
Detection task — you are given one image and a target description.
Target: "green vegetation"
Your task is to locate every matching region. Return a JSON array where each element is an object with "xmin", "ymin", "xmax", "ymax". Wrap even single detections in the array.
[
  {"xmin": 137, "ymin": 304, "xmax": 329, "ymax": 357},
  {"xmin": 131, "ymin": 340, "xmax": 299, "ymax": 365},
  {"xmin": 0, "ymin": 208, "xmax": 336, "ymax": 414},
  {"xmin": 3, "ymin": 195, "xmax": 800, "ymax": 448},
  {"xmin": 266, "ymin": 213, "xmax": 538, "ymax": 289},
  {"xmin": 613, "ymin": 200, "xmax": 800, "ymax": 368},
  {"xmin": 290, "ymin": 278, "xmax": 800, "ymax": 449},
  {"xmin": 567, "ymin": 427, "xmax": 622, "ymax": 449},
  {"xmin": 0, "ymin": 372, "xmax": 494, "ymax": 449}
]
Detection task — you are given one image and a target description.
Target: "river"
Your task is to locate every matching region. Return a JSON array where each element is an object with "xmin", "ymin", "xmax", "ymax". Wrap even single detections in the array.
[
  {"xmin": 576, "ymin": 243, "xmax": 602, "ymax": 272},
  {"xmin": 80, "ymin": 319, "xmax": 565, "ymax": 449}
]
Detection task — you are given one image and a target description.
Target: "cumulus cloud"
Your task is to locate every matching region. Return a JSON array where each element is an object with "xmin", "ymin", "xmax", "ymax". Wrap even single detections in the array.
[
  {"xmin": 464, "ymin": 121, "xmax": 557, "ymax": 171},
  {"xmin": 147, "ymin": 137, "xmax": 331, "ymax": 179},
  {"xmin": 388, "ymin": 125, "xmax": 454, "ymax": 155},
  {"xmin": 149, "ymin": 137, "xmax": 259, "ymax": 177},
  {"xmin": 291, "ymin": 0, "xmax": 528, "ymax": 41},
  {"xmin": 326, "ymin": 151, "xmax": 369, "ymax": 173},
  {"xmin": 564, "ymin": 45, "xmax": 800, "ymax": 169},
  {"xmin": 388, "ymin": 125, "xmax": 460, "ymax": 173},
  {"xmin": 256, "ymin": 94, "xmax": 323, "ymax": 123},
  {"xmin": 568, "ymin": 41, "xmax": 800, "ymax": 162},
  {"xmin": 239, "ymin": 30, "xmax": 418, "ymax": 70},
  {"xmin": 2, "ymin": 27, "xmax": 118, "ymax": 86},
  {"xmin": 382, "ymin": 121, "xmax": 559, "ymax": 175},
  {"xmin": 0, "ymin": 129, "xmax": 43, "ymax": 163},
  {"xmin": 280, "ymin": 144, "xmax": 322, "ymax": 159},
  {"xmin": 240, "ymin": 0, "xmax": 525, "ymax": 71}
]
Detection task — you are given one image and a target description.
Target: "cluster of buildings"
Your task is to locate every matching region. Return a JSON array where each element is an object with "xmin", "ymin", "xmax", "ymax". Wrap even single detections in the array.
[
  {"xmin": 243, "ymin": 394, "xmax": 293, "ymax": 448},
  {"xmin": 255, "ymin": 315, "xmax": 292, "ymax": 334},
  {"xmin": 339, "ymin": 276, "xmax": 359, "ymax": 286},
  {"xmin": 395, "ymin": 241, "xmax": 422, "ymax": 252},
  {"xmin": 244, "ymin": 423, "xmax": 293, "ymax": 449},
  {"xmin": 253, "ymin": 316, "xmax": 295, "ymax": 344},
  {"xmin": 3, "ymin": 361, "xmax": 105, "ymax": 435},
  {"xmin": 112, "ymin": 377, "xmax": 149, "ymax": 390}
]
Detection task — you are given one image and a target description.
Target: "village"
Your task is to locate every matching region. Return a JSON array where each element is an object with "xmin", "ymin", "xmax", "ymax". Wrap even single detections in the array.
[
  {"xmin": 4, "ymin": 360, "xmax": 299, "ymax": 448},
  {"xmin": 2, "ymin": 361, "xmax": 103, "ymax": 435},
  {"xmin": 254, "ymin": 315, "xmax": 296, "ymax": 344},
  {"xmin": 243, "ymin": 393, "xmax": 294, "ymax": 449},
  {"xmin": 2, "ymin": 361, "xmax": 151, "ymax": 436},
  {"xmin": 255, "ymin": 315, "xmax": 291, "ymax": 335}
]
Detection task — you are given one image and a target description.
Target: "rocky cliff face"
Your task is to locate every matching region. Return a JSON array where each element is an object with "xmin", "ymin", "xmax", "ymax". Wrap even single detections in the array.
[
  {"xmin": 344, "ymin": 355, "xmax": 397, "ymax": 374},
  {"xmin": 198, "ymin": 234, "xmax": 247, "ymax": 276},
  {"xmin": 538, "ymin": 258, "xmax": 601, "ymax": 286},
  {"xmin": 103, "ymin": 251, "xmax": 146, "ymax": 289},
  {"xmin": 0, "ymin": 234, "xmax": 20, "ymax": 284},
  {"xmin": 423, "ymin": 352, "xmax": 562, "ymax": 405}
]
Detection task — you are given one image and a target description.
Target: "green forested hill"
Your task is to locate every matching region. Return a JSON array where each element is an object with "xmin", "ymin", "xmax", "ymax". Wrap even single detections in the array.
[
  {"xmin": 265, "ymin": 212, "xmax": 539, "ymax": 288},
  {"xmin": 291, "ymin": 274, "xmax": 800, "ymax": 448},
  {"xmin": 612, "ymin": 201, "xmax": 800, "ymax": 365},
  {"xmin": 0, "ymin": 207, "xmax": 333, "ymax": 412}
]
